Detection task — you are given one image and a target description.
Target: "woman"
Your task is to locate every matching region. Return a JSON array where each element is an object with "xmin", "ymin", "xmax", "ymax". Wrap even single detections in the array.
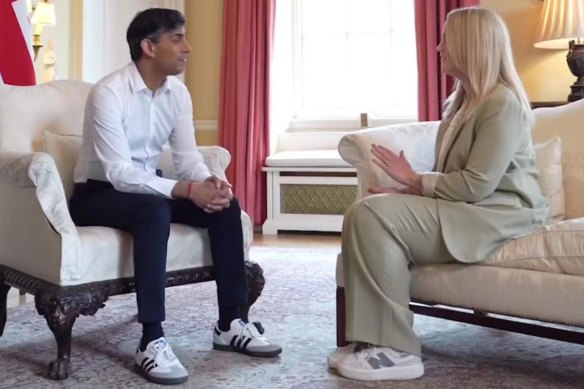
[{"xmin": 328, "ymin": 7, "xmax": 549, "ymax": 381}]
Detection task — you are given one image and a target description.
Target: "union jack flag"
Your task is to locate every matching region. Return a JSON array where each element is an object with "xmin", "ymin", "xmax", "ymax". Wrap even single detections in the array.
[{"xmin": 0, "ymin": 0, "xmax": 36, "ymax": 85}]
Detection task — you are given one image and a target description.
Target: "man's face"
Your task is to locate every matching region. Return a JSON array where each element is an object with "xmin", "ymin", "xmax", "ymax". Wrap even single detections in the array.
[{"xmin": 149, "ymin": 26, "xmax": 191, "ymax": 76}]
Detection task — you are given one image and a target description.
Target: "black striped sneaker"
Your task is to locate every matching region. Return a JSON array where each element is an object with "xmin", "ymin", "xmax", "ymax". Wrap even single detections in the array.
[
  {"xmin": 212, "ymin": 319, "xmax": 282, "ymax": 358},
  {"xmin": 134, "ymin": 337, "xmax": 188, "ymax": 385}
]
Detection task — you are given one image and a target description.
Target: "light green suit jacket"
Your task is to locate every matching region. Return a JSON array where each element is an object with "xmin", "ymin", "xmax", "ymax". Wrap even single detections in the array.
[{"xmin": 422, "ymin": 84, "xmax": 550, "ymax": 263}]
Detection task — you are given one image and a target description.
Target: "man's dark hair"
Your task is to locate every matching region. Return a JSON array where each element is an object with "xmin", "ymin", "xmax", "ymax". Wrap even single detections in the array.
[{"xmin": 126, "ymin": 8, "xmax": 186, "ymax": 61}]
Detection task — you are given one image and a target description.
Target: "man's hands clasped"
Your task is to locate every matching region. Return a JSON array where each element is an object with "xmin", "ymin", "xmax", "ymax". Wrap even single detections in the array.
[{"xmin": 175, "ymin": 176, "xmax": 233, "ymax": 213}]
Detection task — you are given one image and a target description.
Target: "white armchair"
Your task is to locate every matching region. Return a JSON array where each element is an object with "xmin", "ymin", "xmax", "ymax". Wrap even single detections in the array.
[
  {"xmin": 0, "ymin": 81, "xmax": 262, "ymax": 380},
  {"xmin": 336, "ymin": 99, "xmax": 584, "ymax": 347}
]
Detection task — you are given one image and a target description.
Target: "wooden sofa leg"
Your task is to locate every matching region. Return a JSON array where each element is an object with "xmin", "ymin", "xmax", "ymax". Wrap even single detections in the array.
[
  {"xmin": 35, "ymin": 287, "xmax": 107, "ymax": 380},
  {"xmin": 337, "ymin": 287, "xmax": 348, "ymax": 347},
  {"xmin": 0, "ymin": 283, "xmax": 10, "ymax": 337},
  {"xmin": 241, "ymin": 261, "xmax": 265, "ymax": 322}
]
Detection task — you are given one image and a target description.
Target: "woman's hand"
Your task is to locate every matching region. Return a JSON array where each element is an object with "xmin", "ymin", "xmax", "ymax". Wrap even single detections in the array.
[
  {"xmin": 368, "ymin": 186, "xmax": 408, "ymax": 195},
  {"xmin": 371, "ymin": 144, "xmax": 422, "ymax": 195}
]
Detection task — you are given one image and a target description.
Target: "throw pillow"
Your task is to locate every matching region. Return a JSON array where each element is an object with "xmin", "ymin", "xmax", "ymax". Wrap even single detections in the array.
[
  {"xmin": 43, "ymin": 131, "xmax": 82, "ymax": 200},
  {"xmin": 534, "ymin": 137, "xmax": 564, "ymax": 223}
]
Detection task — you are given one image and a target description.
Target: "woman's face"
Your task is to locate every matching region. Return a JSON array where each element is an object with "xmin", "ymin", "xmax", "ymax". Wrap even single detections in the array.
[
  {"xmin": 437, "ymin": 24, "xmax": 468, "ymax": 82},
  {"xmin": 437, "ymin": 32, "xmax": 455, "ymax": 77}
]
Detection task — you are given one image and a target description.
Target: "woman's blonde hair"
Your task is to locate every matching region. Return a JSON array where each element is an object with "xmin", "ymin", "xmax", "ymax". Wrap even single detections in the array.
[{"xmin": 442, "ymin": 7, "xmax": 531, "ymax": 123}]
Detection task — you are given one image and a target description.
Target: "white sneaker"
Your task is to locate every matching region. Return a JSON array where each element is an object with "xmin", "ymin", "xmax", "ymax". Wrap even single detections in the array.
[
  {"xmin": 327, "ymin": 343, "xmax": 356, "ymax": 370},
  {"xmin": 337, "ymin": 344, "xmax": 424, "ymax": 381},
  {"xmin": 213, "ymin": 319, "xmax": 282, "ymax": 358},
  {"xmin": 134, "ymin": 337, "xmax": 188, "ymax": 385}
]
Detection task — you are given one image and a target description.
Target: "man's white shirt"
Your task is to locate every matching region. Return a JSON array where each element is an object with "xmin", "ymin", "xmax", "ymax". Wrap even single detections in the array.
[{"xmin": 74, "ymin": 62, "xmax": 211, "ymax": 198}]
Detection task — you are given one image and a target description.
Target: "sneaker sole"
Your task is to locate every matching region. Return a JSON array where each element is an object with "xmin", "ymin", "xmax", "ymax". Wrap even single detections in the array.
[
  {"xmin": 213, "ymin": 343, "xmax": 282, "ymax": 358},
  {"xmin": 337, "ymin": 362, "xmax": 424, "ymax": 381},
  {"xmin": 134, "ymin": 364, "xmax": 188, "ymax": 385},
  {"xmin": 327, "ymin": 354, "xmax": 346, "ymax": 371}
]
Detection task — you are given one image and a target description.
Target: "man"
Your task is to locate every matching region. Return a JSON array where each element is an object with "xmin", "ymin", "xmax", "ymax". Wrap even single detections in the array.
[{"xmin": 70, "ymin": 8, "xmax": 281, "ymax": 386}]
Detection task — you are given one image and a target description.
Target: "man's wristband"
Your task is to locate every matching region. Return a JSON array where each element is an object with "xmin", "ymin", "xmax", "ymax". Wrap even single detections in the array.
[{"xmin": 187, "ymin": 181, "xmax": 193, "ymax": 198}]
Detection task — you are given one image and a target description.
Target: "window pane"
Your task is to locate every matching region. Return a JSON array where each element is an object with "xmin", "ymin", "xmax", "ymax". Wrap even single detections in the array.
[
  {"xmin": 347, "ymin": 0, "xmax": 390, "ymax": 34},
  {"xmin": 301, "ymin": 36, "xmax": 347, "ymax": 111},
  {"xmin": 301, "ymin": 0, "xmax": 345, "ymax": 36},
  {"xmin": 293, "ymin": 0, "xmax": 417, "ymax": 120},
  {"xmin": 347, "ymin": 34, "xmax": 393, "ymax": 112}
]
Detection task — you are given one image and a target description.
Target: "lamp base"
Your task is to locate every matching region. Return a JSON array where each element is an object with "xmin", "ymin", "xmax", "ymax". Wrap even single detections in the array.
[
  {"xmin": 568, "ymin": 78, "xmax": 584, "ymax": 102},
  {"xmin": 32, "ymin": 34, "xmax": 42, "ymax": 61},
  {"xmin": 567, "ymin": 41, "xmax": 584, "ymax": 102}
]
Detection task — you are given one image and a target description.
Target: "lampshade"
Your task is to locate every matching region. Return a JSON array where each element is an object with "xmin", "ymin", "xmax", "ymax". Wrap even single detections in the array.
[
  {"xmin": 534, "ymin": 0, "xmax": 584, "ymax": 49},
  {"xmin": 26, "ymin": 0, "xmax": 32, "ymax": 14},
  {"xmin": 31, "ymin": 1, "xmax": 56, "ymax": 27}
]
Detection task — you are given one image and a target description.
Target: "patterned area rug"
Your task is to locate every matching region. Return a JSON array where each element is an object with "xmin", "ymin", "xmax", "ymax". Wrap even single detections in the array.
[{"xmin": 1, "ymin": 246, "xmax": 584, "ymax": 388}]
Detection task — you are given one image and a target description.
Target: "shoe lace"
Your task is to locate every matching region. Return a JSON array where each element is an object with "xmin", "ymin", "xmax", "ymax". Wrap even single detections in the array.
[
  {"xmin": 353, "ymin": 343, "xmax": 377, "ymax": 363},
  {"xmin": 240, "ymin": 321, "xmax": 265, "ymax": 340},
  {"xmin": 251, "ymin": 321, "xmax": 265, "ymax": 335},
  {"xmin": 153, "ymin": 340, "xmax": 177, "ymax": 365}
]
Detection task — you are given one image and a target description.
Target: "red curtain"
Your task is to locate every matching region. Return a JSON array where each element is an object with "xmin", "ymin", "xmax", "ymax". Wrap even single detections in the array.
[
  {"xmin": 0, "ymin": 0, "xmax": 36, "ymax": 86},
  {"xmin": 218, "ymin": 0, "xmax": 275, "ymax": 227},
  {"xmin": 414, "ymin": 0, "xmax": 479, "ymax": 121}
]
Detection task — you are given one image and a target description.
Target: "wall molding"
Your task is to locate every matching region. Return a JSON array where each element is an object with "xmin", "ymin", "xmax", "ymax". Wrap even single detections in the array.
[
  {"xmin": 192, "ymin": 121, "xmax": 348, "ymax": 151},
  {"xmin": 194, "ymin": 120, "xmax": 218, "ymax": 132}
]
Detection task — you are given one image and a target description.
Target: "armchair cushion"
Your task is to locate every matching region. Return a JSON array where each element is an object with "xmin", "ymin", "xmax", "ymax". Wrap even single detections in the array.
[
  {"xmin": 77, "ymin": 224, "xmax": 212, "ymax": 284},
  {"xmin": 38, "ymin": 131, "xmax": 254, "ymax": 285}
]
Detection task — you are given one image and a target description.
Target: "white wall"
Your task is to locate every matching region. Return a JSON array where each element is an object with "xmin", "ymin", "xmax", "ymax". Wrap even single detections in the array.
[
  {"xmin": 82, "ymin": 0, "xmax": 185, "ymax": 83},
  {"xmin": 32, "ymin": 0, "xmax": 185, "ymax": 83},
  {"xmin": 33, "ymin": 0, "xmax": 70, "ymax": 82}
]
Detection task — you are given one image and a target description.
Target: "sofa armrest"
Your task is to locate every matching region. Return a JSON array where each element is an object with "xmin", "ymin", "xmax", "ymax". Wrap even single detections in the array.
[
  {"xmin": 199, "ymin": 146, "xmax": 231, "ymax": 181},
  {"xmin": 338, "ymin": 122, "xmax": 440, "ymax": 199},
  {"xmin": 0, "ymin": 151, "xmax": 82, "ymax": 281}
]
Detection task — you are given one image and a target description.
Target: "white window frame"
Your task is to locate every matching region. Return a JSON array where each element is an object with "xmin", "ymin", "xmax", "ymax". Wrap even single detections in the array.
[{"xmin": 282, "ymin": 0, "xmax": 418, "ymax": 134}]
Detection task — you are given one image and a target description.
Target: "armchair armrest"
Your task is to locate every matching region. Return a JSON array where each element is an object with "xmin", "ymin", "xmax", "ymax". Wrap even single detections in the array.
[
  {"xmin": 0, "ymin": 151, "xmax": 82, "ymax": 281},
  {"xmin": 338, "ymin": 122, "xmax": 440, "ymax": 199},
  {"xmin": 199, "ymin": 146, "xmax": 231, "ymax": 181},
  {"xmin": 197, "ymin": 146, "xmax": 254, "ymax": 256},
  {"xmin": 0, "ymin": 151, "xmax": 77, "ymax": 235}
]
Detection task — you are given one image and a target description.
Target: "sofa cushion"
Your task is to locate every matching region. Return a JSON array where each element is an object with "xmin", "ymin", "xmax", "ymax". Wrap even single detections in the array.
[
  {"xmin": 44, "ymin": 132, "xmax": 81, "ymax": 200},
  {"xmin": 533, "ymin": 99, "xmax": 584, "ymax": 219},
  {"xmin": 410, "ymin": 264, "xmax": 584, "ymax": 327},
  {"xmin": 336, "ymin": 218, "xmax": 584, "ymax": 288},
  {"xmin": 483, "ymin": 218, "xmax": 584, "ymax": 276},
  {"xmin": 533, "ymin": 137, "xmax": 564, "ymax": 223}
]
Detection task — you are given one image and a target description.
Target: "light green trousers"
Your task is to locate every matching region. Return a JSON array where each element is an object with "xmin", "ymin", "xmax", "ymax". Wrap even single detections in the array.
[{"xmin": 342, "ymin": 194, "xmax": 455, "ymax": 356}]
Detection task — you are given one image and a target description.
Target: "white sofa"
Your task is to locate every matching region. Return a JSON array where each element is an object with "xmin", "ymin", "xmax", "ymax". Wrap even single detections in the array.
[
  {"xmin": 336, "ymin": 99, "xmax": 584, "ymax": 346},
  {"xmin": 0, "ymin": 81, "xmax": 261, "ymax": 380}
]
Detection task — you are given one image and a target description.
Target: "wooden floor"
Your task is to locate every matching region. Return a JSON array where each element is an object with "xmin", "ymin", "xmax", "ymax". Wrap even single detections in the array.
[
  {"xmin": 6, "ymin": 232, "xmax": 341, "ymax": 310},
  {"xmin": 253, "ymin": 231, "xmax": 340, "ymax": 249}
]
